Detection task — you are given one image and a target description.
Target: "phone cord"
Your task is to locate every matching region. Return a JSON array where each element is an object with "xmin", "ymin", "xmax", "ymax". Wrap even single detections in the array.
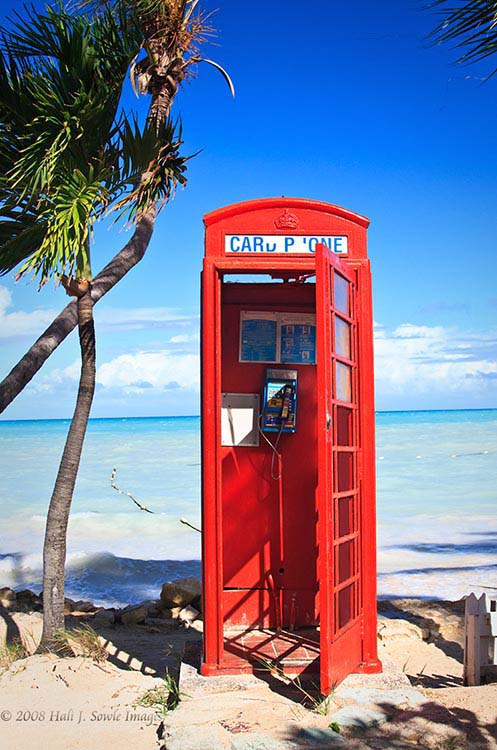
[{"xmin": 259, "ymin": 416, "xmax": 284, "ymax": 481}]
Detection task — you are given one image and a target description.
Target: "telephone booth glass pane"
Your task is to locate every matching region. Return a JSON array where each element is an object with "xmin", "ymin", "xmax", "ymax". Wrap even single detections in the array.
[
  {"xmin": 337, "ymin": 452, "xmax": 353, "ymax": 492},
  {"xmin": 338, "ymin": 584, "xmax": 355, "ymax": 629},
  {"xmin": 334, "ymin": 273, "xmax": 349, "ymax": 315},
  {"xmin": 335, "ymin": 317, "xmax": 351, "ymax": 359},
  {"xmin": 337, "ymin": 540, "xmax": 356, "ymax": 584},
  {"xmin": 336, "ymin": 362, "xmax": 352, "ymax": 402},
  {"xmin": 337, "ymin": 496, "xmax": 353, "ymax": 537},
  {"xmin": 336, "ymin": 406, "xmax": 352, "ymax": 446}
]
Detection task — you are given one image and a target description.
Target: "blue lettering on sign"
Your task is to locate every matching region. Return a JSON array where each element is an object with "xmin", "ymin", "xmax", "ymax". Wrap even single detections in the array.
[
  {"xmin": 284, "ymin": 237, "xmax": 295, "ymax": 253},
  {"xmin": 230, "ymin": 236, "xmax": 241, "ymax": 252},
  {"xmin": 309, "ymin": 237, "xmax": 318, "ymax": 252},
  {"xmin": 253, "ymin": 236, "xmax": 263, "ymax": 252},
  {"xmin": 334, "ymin": 237, "xmax": 344, "ymax": 252},
  {"xmin": 241, "ymin": 236, "xmax": 252, "ymax": 252},
  {"xmin": 265, "ymin": 242, "xmax": 276, "ymax": 252}
]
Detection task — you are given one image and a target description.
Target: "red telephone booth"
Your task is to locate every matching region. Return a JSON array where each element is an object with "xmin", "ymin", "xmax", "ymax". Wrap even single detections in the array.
[{"xmin": 200, "ymin": 198, "xmax": 381, "ymax": 692}]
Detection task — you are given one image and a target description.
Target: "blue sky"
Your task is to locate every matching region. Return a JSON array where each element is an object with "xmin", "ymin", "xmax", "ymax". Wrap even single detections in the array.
[{"xmin": 1, "ymin": 0, "xmax": 496, "ymax": 419}]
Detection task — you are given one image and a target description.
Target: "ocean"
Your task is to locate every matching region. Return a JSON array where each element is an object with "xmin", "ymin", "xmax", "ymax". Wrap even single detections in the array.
[{"xmin": 0, "ymin": 410, "xmax": 496, "ymax": 606}]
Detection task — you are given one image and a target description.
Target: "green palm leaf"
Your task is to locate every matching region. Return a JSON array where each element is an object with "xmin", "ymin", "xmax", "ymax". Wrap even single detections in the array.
[{"xmin": 429, "ymin": 1, "xmax": 497, "ymax": 71}]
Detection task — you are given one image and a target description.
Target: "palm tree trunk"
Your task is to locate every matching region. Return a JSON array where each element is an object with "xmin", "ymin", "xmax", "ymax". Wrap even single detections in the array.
[
  {"xmin": 40, "ymin": 290, "xmax": 96, "ymax": 646},
  {"xmin": 0, "ymin": 208, "xmax": 155, "ymax": 414}
]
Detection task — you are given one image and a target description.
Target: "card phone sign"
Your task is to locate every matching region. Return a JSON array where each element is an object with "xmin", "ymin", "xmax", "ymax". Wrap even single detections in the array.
[{"xmin": 262, "ymin": 369, "xmax": 298, "ymax": 433}]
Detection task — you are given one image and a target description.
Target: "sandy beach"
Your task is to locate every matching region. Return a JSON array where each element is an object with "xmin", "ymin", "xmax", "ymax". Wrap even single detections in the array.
[{"xmin": 1, "ymin": 582, "xmax": 497, "ymax": 750}]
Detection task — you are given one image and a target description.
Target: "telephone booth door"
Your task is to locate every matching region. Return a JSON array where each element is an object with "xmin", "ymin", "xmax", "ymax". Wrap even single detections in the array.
[{"xmin": 316, "ymin": 244, "xmax": 362, "ymax": 692}]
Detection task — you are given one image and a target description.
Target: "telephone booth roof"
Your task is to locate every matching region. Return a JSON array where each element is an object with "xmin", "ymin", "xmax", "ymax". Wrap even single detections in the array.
[{"xmin": 203, "ymin": 197, "xmax": 370, "ymax": 264}]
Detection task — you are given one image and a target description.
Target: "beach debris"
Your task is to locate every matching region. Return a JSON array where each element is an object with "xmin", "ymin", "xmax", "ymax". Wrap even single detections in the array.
[
  {"xmin": 110, "ymin": 468, "xmax": 154, "ymax": 513},
  {"xmin": 451, "ymin": 448, "xmax": 496, "ymax": 458},
  {"xmin": 464, "ymin": 592, "xmax": 497, "ymax": 686},
  {"xmin": 160, "ymin": 577, "xmax": 201, "ymax": 610},
  {"xmin": 180, "ymin": 517, "xmax": 201, "ymax": 533}
]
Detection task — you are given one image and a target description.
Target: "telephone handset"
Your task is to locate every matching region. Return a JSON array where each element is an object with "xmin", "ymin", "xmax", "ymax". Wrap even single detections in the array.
[{"xmin": 262, "ymin": 369, "xmax": 298, "ymax": 433}]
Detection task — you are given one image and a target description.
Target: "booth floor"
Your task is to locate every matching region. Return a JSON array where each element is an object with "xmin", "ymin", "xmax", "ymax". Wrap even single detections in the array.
[{"xmin": 223, "ymin": 627, "xmax": 320, "ymax": 676}]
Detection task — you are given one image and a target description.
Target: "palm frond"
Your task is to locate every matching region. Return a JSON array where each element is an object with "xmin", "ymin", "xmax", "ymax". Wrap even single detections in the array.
[
  {"xmin": 429, "ymin": 1, "xmax": 497, "ymax": 70},
  {"xmin": 15, "ymin": 170, "xmax": 109, "ymax": 282},
  {"xmin": 0, "ymin": 204, "xmax": 48, "ymax": 276},
  {"xmin": 110, "ymin": 115, "xmax": 188, "ymax": 222}
]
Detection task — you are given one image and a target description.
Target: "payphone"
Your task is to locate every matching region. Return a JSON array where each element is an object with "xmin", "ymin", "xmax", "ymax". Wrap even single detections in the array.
[
  {"xmin": 201, "ymin": 197, "xmax": 381, "ymax": 692},
  {"xmin": 261, "ymin": 368, "xmax": 298, "ymax": 433}
]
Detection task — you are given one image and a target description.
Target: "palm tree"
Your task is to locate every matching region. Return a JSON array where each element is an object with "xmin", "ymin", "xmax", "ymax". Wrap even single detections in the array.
[
  {"xmin": 429, "ymin": 1, "xmax": 497, "ymax": 71},
  {"xmin": 0, "ymin": 0, "xmax": 233, "ymax": 414},
  {"xmin": 0, "ymin": 3, "xmax": 190, "ymax": 644}
]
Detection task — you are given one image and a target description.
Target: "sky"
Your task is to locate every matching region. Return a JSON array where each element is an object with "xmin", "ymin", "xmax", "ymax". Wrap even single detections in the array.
[{"xmin": 1, "ymin": 0, "xmax": 497, "ymax": 419}]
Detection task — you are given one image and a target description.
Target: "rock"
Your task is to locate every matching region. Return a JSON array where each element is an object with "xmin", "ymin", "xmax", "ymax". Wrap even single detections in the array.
[
  {"xmin": 330, "ymin": 705, "xmax": 388, "ymax": 728},
  {"xmin": 71, "ymin": 600, "xmax": 96, "ymax": 613},
  {"xmin": 231, "ymin": 731, "xmax": 321, "ymax": 750},
  {"xmin": 0, "ymin": 587, "xmax": 16, "ymax": 608},
  {"xmin": 298, "ymin": 728, "xmax": 345, "ymax": 746},
  {"xmin": 143, "ymin": 617, "xmax": 177, "ymax": 628},
  {"xmin": 10, "ymin": 590, "xmax": 41, "ymax": 614},
  {"xmin": 170, "ymin": 607, "xmax": 182, "ymax": 619},
  {"xmin": 337, "ymin": 686, "xmax": 426, "ymax": 709},
  {"xmin": 64, "ymin": 599, "xmax": 75, "ymax": 615},
  {"xmin": 160, "ymin": 578, "xmax": 201, "ymax": 609},
  {"xmin": 190, "ymin": 619, "xmax": 203, "ymax": 633},
  {"xmin": 93, "ymin": 609, "xmax": 116, "ymax": 627},
  {"xmin": 15, "ymin": 589, "xmax": 37, "ymax": 603},
  {"xmin": 139, "ymin": 599, "xmax": 162, "ymax": 617},
  {"xmin": 121, "ymin": 604, "xmax": 147, "ymax": 626},
  {"xmin": 164, "ymin": 725, "xmax": 231, "ymax": 750},
  {"xmin": 377, "ymin": 617, "xmax": 425, "ymax": 641},
  {"xmin": 191, "ymin": 594, "xmax": 202, "ymax": 613},
  {"xmin": 178, "ymin": 605, "xmax": 199, "ymax": 626}
]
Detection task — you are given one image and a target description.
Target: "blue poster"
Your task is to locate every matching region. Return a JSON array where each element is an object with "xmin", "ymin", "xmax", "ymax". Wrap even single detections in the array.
[
  {"xmin": 240, "ymin": 317, "xmax": 278, "ymax": 362},
  {"xmin": 281, "ymin": 323, "xmax": 316, "ymax": 364}
]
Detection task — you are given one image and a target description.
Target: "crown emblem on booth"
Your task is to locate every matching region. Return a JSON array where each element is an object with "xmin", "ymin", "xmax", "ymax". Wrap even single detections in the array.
[{"xmin": 274, "ymin": 209, "xmax": 299, "ymax": 230}]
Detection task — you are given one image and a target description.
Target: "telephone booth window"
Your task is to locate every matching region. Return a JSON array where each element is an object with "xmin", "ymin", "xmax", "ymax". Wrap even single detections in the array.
[
  {"xmin": 334, "ymin": 273, "xmax": 349, "ymax": 315},
  {"xmin": 336, "ymin": 361, "xmax": 352, "ymax": 402},
  {"xmin": 335, "ymin": 318, "xmax": 351, "ymax": 359}
]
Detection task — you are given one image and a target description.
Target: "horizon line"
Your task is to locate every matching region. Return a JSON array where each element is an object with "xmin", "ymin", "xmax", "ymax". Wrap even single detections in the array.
[{"xmin": 1, "ymin": 406, "xmax": 497, "ymax": 424}]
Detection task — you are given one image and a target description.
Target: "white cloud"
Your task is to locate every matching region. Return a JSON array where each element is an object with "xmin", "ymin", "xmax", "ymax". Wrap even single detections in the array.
[
  {"xmin": 0, "ymin": 283, "xmax": 198, "ymax": 340},
  {"xmin": 0, "ymin": 285, "xmax": 59, "ymax": 339},
  {"xmin": 374, "ymin": 323, "xmax": 497, "ymax": 397},
  {"xmin": 34, "ymin": 348, "xmax": 200, "ymax": 402},
  {"xmin": 96, "ymin": 307, "xmax": 198, "ymax": 330},
  {"xmin": 169, "ymin": 333, "xmax": 200, "ymax": 344},
  {"xmin": 97, "ymin": 350, "xmax": 199, "ymax": 392}
]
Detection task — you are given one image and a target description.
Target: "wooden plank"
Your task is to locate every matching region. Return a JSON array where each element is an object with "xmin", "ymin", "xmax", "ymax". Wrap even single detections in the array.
[{"xmin": 464, "ymin": 594, "xmax": 481, "ymax": 686}]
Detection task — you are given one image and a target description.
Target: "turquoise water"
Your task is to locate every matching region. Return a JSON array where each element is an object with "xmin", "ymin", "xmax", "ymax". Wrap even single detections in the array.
[{"xmin": 1, "ymin": 410, "xmax": 496, "ymax": 605}]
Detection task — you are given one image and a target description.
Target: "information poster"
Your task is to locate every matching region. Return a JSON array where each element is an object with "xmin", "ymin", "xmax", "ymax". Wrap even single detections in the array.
[
  {"xmin": 239, "ymin": 312, "xmax": 278, "ymax": 362},
  {"xmin": 281, "ymin": 314, "xmax": 316, "ymax": 364},
  {"xmin": 239, "ymin": 311, "xmax": 316, "ymax": 364}
]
